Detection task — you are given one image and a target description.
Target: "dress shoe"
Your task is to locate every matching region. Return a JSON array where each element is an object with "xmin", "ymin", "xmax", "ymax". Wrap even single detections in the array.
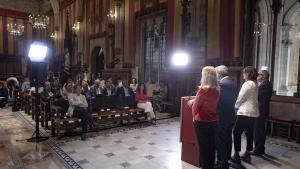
[
  {"xmin": 231, "ymin": 153, "xmax": 241, "ymax": 164},
  {"xmin": 241, "ymin": 153, "xmax": 251, "ymax": 163}
]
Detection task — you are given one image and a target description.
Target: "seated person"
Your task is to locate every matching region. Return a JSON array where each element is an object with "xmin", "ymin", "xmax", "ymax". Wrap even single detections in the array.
[
  {"xmin": 67, "ymin": 84, "xmax": 94, "ymax": 141},
  {"xmin": 21, "ymin": 77, "xmax": 31, "ymax": 92},
  {"xmin": 81, "ymin": 80, "xmax": 92, "ymax": 100},
  {"xmin": 153, "ymin": 81, "xmax": 168, "ymax": 101},
  {"xmin": 90, "ymin": 79, "xmax": 106, "ymax": 98},
  {"xmin": 103, "ymin": 80, "xmax": 115, "ymax": 96},
  {"xmin": 130, "ymin": 78, "xmax": 138, "ymax": 93},
  {"xmin": 135, "ymin": 83, "xmax": 156, "ymax": 123},
  {"xmin": 115, "ymin": 80, "xmax": 134, "ymax": 96},
  {"xmin": 0, "ymin": 82, "xmax": 9, "ymax": 107},
  {"xmin": 40, "ymin": 81, "xmax": 54, "ymax": 117}
]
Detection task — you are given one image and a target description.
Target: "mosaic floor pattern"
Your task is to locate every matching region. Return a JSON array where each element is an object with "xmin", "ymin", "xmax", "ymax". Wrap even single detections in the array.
[
  {"xmin": 1, "ymin": 107, "xmax": 300, "ymax": 169},
  {"xmin": 0, "ymin": 108, "xmax": 77, "ymax": 169}
]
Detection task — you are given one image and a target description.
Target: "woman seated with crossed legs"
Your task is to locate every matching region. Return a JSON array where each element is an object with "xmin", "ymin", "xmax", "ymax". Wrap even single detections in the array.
[
  {"xmin": 135, "ymin": 83, "xmax": 156, "ymax": 123},
  {"xmin": 67, "ymin": 84, "xmax": 94, "ymax": 141}
]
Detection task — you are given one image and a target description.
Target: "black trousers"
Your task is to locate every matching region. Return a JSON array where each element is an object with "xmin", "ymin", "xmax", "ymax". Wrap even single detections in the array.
[
  {"xmin": 216, "ymin": 123, "xmax": 234, "ymax": 169},
  {"xmin": 194, "ymin": 121, "xmax": 216, "ymax": 169},
  {"xmin": 72, "ymin": 107, "xmax": 93, "ymax": 133},
  {"xmin": 254, "ymin": 115, "xmax": 267, "ymax": 154},
  {"xmin": 233, "ymin": 115, "xmax": 255, "ymax": 152}
]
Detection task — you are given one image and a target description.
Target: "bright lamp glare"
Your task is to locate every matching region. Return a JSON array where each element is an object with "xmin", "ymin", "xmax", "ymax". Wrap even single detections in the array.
[
  {"xmin": 28, "ymin": 43, "xmax": 48, "ymax": 62},
  {"xmin": 261, "ymin": 66, "xmax": 268, "ymax": 71},
  {"xmin": 172, "ymin": 52, "xmax": 189, "ymax": 66}
]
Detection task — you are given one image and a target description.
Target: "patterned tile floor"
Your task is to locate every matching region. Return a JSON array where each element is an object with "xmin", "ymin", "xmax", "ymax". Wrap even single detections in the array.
[{"xmin": 1, "ymin": 107, "xmax": 300, "ymax": 169}]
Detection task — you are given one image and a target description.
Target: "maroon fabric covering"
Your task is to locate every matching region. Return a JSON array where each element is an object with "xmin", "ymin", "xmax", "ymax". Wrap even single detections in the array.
[
  {"xmin": 180, "ymin": 97, "xmax": 200, "ymax": 167},
  {"xmin": 219, "ymin": 0, "xmax": 235, "ymax": 60}
]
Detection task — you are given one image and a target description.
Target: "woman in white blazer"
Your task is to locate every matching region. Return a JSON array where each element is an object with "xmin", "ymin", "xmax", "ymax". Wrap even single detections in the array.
[
  {"xmin": 232, "ymin": 66, "xmax": 259, "ymax": 164},
  {"xmin": 67, "ymin": 84, "xmax": 94, "ymax": 141}
]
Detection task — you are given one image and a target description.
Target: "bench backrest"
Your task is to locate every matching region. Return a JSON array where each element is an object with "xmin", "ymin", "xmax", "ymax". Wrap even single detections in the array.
[{"xmin": 90, "ymin": 95, "xmax": 136, "ymax": 111}]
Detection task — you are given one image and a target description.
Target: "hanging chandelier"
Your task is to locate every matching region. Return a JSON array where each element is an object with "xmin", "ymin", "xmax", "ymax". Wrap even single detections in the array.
[
  {"xmin": 7, "ymin": 22, "xmax": 24, "ymax": 36},
  {"xmin": 7, "ymin": 0, "xmax": 24, "ymax": 36},
  {"xmin": 28, "ymin": 0, "xmax": 49, "ymax": 29},
  {"xmin": 29, "ymin": 14, "xmax": 49, "ymax": 29}
]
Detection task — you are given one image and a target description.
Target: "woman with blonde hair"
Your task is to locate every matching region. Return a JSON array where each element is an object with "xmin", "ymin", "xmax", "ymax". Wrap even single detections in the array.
[{"xmin": 191, "ymin": 66, "xmax": 220, "ymax": 169}]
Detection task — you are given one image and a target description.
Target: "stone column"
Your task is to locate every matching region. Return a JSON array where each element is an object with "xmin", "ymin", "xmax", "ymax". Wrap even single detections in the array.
[
  {"xmin": 114, "ymin": 0, "xmax": 124, "ymax": 68},
  {"xmin": 277, "ymin": 24, "xmax": 293, "ymax": 95},
  {"xmin": 270, "ymin": 0, "xmax": 282, "ymax": 91}
]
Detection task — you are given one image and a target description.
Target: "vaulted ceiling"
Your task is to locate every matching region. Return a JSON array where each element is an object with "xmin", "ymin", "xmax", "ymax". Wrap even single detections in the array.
[{"xmin": 0, "ymin": 0, "xmax": 53, "ymax": 14}]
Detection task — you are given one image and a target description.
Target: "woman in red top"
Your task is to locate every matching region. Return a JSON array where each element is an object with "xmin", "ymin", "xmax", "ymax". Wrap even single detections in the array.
[
  {"xmin": 191, "ymin": 66, "xmax": 220, "ymax": 169},
  {"xmin": 135, "ymin": 83, "xmax": 156, "ymax": 123}
]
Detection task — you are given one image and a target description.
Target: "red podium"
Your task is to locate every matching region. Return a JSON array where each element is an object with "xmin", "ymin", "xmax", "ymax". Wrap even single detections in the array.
[{"xmin": 180, "ymin": 96, "xmax": 200, "ymax": 167}]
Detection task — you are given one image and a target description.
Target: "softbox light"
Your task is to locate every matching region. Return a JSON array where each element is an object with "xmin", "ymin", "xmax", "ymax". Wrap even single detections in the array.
[{"xmin": 28, "ymin": 42, "xmax": 48, "ymax": 62}]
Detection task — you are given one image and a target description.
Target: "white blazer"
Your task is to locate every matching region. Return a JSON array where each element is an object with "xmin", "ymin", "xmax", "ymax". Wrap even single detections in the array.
[
  {"xmin": 235, "ymin": 80, "xmax": 259, "ymax": 118},
  {"xmin": 67, "ymin": 93, "xmax": 88, "ymax": 116}
]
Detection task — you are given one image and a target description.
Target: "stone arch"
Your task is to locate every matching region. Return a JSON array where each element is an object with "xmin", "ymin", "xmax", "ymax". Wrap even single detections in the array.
[
  {"xmin": 90, "ymin": 46, "xmax": 105, "ymax": 74},
  {"xmin": 255, "ymin": 0, "xmax": 272, "ymax": 69}
]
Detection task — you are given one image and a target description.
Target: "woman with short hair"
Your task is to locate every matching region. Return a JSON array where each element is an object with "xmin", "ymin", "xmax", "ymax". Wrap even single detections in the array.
[
  {"xmin": 232, "ymin": 66, "xmax": 259, "ymax": 163},
  {"xmin": 192, "ymin": 66, "xmax": 220, "ymax": 169}
]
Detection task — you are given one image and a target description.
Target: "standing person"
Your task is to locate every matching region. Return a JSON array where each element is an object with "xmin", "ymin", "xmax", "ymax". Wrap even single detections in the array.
[
  {"xmin": 67, "ymin": 84, "xmax": 94, "ymax": 141},
  {"xmin": 252, "ymin": 70, "xmax": 273, "ymax": 156},
  {"xmin": 135, "ymin": 83, "xmax": 156, "ymax": 123},
  {"xmin": 232, "ymin": 66, "xmax": 259, "ymax": 163},
  {"xmin": 191, "ymin": 66, "xmax": 220, "ymax": 169},
  {"xmin": 215, "ymin": 65, "xmax": 237, "ymax": 169}
]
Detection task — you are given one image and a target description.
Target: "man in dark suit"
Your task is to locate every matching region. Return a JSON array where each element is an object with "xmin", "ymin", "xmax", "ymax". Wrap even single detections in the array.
[
  {"xmin": 215, "ymin": 65, "xmax": 237, "ymax": 169},
  {"xmin": 115, "ymin": 80, "xmax": 133, "ymax": 96},
  {"xmin": 252, "ymin": 70, "xmax": 273, "ymax": 156},
  {"xmin": 90, "ymin": 79, "xmax": 106, "ymax": 98}
]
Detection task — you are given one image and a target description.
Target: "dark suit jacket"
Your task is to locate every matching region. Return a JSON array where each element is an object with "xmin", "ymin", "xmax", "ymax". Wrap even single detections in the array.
[
  {"xmin": 40, "ymin": 90, "xmax": 54, "ymax": 102},
  {"xmin": 217, "ymin": 77, "xmax": 237, "ymax": 127},
  {"xmin": 90, "ymin": 86, "xmax": 106, "ymax": 98},
  {"xmin": 258, "ymin": 80, "xmax": 273, "ymax": 119},
  {"xmin": 115, "ymin": 86, "xmax": 134, "ymax": 96}
]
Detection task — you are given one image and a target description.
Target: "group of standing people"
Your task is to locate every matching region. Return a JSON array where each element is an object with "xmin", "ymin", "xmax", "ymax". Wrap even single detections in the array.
[{"xmin": 190, "ymin": 65, "xmax": 272, "ymax": 169}]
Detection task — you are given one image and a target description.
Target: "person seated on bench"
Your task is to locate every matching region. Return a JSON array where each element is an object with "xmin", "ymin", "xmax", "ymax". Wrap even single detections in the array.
[
  {"xmin": 90, "ymin": 79, "xmax": 106, "ymax": 98},
  {"xmin": 153, "ymin": 81, "xmax": 168, "ymax": 101},
  {"xmin": 81, "ymin": 80, "xmax": 92, "ymax": 100},
  {"xmin": 67, "ymin": 84, "xmax": 94, "ymax": 141},
  {"xmin": 40, "ymin": 81, "xmax": 54, "ymax": 116},
  {"xmin": 135, "ymin": 83, "xmax": 156, "ymax": 123},
  {"xmin": 0, "ymin": 82, "xmax": 9, "ymax": 108},
  {"xmin": 103, "ymin": 79, "xmax": 115, "ymax": 96},
  {"xmin": 130, "ymin": 78, "xmax": 138, "ymax": 93},
  {"xmin": 21, "ymin": 77, "xmax": 31, "ymax": 93},
  {"xmin": 116, "ymin": 80, "xmax": 134, "ymax": 96}
]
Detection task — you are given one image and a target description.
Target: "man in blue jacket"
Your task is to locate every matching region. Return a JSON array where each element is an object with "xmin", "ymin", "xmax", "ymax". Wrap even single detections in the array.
[
  {"xmin": 252, "ymin": 70, "xmax": 272, "ymax": 156},
  {"xmin": 215, "ymin": 65, "xmax": 237, "ymax": 169}
]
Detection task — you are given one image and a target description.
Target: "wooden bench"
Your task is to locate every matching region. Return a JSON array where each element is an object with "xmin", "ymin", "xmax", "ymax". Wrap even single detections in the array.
[
  {"xmin": 40, "ymin": 99, "xmax": 51, "ymax": 130},
  {"xmin": 268, "ymin": 98, "xmax": 299, "ymax": 141},
  {"xmin": 50, "ymin": 102, "xmax": 81, "ymax": 139},
  {"xmin": 89, "ymin": 96, "xmax": 147, "ymax": 125},
  {"xmin": 24, "ymin": 93, "xmax": 32, "ymax": 115}
]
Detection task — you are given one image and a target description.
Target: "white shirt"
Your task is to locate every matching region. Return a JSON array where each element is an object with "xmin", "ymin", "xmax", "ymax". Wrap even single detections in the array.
[
  {"xmin": 235, "ymin": 80, "xmax": 259, "ymax": 117},
  {"xmin": 67, "ymin": 93, "xmax": 88, "ymax": 116}
]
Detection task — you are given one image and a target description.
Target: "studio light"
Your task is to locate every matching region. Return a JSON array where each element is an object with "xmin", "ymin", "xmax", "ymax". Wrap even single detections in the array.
[
  {"xmin": 261, "ymin": 66, "xmax": 268, "ymax": 71},
  {"xmin": 172, "ymin": 52, "xmax": 189, "ymax": 66},
  {"xmin": 28, "ymin": 42, "xmax": 48, "ymax": 62}
]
